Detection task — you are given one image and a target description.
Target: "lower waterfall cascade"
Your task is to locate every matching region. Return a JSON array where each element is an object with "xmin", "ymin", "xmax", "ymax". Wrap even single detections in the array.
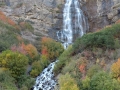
[
  {"xmin": 33, "ymin": 0, "xmax": 88, "ymax": 90},
  {"xmin": 33, "ymin": 62, "xmax": 57, "ymax": 90}
]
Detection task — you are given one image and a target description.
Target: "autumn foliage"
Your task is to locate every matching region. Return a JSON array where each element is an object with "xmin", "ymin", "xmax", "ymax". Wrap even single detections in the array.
[
  {"xmin": 59, "ymin": 73, "xmax": 79, "ymax": 90},
  {"xmin": 0, "ymin": 50, "xmax": 28, "ymax": 80},
  {"xmin": 11, "ymin": 43, "xmax": 38, "ymax": 59},
  {"xmin": 111, "ymin": 58, "xmax": 120, "ymax": 79},
  {"xmin": 41, "ymin": 37, "xmax": 64, "ymax": 60},
  {"xmin": 0, "ymin": 11, "xmax": 19, "ymax": 29}
]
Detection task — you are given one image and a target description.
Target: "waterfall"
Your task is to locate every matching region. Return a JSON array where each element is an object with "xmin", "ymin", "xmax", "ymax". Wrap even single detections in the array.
[
  {"xmin": 33, "ymin": 62, "xmax": 57, "ymax": 90},
  {"xmin": 57, "ymin": 0, "xmax": 88, "ymax": 48},
  {"xmin": 33, "ymin": 0, "xmax": 88, "ymax": 90}
]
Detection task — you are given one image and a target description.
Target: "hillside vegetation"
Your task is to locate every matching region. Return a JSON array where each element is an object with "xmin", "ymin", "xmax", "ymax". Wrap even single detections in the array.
[
  {"xmin": 54, "ymin": 22, "xmax": 120, "ymax": 90},
  {"xmin": 0, "ymin": 11, "xmax": 64, "ymax": 90}
]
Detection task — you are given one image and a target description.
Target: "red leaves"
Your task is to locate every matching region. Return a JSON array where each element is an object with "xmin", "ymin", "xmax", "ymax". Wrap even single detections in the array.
[
  {"xmin": 0, "ymin": 11, "xmax": 16, "ymax": 26},
  {"xmin": 11, "ymin": 43, "xmax": 27, "ymax": 55},
  {"xmin": 79, "ymin": 64, "xmax": 86, "ymax": 74},
  {"xmin": 11, "ymin": 43, "xmax": 38, "ymax": 58}
]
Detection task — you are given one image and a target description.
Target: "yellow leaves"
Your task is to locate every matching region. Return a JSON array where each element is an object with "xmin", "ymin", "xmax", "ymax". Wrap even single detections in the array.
[
  {"xmin": 6, "ymin": 54, "xmax": 10, "ymax": 58},
  {"xmin": 41, "ymin": 37, "xmax": 64, "ymax": 61},
  {"xmin": 59, "ymin": 73, "xmax": 79, "ymax": 90},
  {"xmin": 111, "ymin": 58, "xmax": 120, "ymax": 78},
  {"xmin": 2, "ymin": 59, "xmax": 6, "ymax": 67}
]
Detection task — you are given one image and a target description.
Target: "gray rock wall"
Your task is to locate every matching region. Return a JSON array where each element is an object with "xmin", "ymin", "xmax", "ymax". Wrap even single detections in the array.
[
  {"xmin": 82, "ymin": 0, "xmax": 120, "ymax": 32},
  {"xmin": 0, "ymin": 0, "xmax": 120, "ymax": 42},
  {"xmin": 0, "ymin": 0, "xmax": 64, "ymax": 42}
]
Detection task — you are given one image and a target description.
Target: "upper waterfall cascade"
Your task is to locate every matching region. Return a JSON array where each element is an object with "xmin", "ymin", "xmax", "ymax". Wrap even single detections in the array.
[{"xmin": 57, "ymin": 0, "xmax": 88, "ymax": 48}]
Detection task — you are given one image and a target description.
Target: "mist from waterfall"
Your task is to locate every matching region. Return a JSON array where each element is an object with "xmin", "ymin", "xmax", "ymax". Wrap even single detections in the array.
[{"xmin": 57, "ymin": 0, "xmax": 88, "ymax": 48}]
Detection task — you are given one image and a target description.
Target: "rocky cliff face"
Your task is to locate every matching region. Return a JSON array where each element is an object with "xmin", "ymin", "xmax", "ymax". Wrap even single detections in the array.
[
  {"xmin": 0, "ymin": 0, "xmax": 120, "ymax": 42},
  {"xmin": 0, "ymin": 0, "xmax": 64, "ymax": 42},
  {"xmin": 82, "ymin": 0, "xmax": 120, "ymax": 32}
]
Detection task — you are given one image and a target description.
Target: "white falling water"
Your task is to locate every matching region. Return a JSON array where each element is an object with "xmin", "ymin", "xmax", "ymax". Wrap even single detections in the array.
[
  {"xmin": 57, "ymin": 0, "xmax": 88, "ymax": 48},
  {"xmin": 33, "ymin": 62, "xmax": 57, "ymax": 90}
]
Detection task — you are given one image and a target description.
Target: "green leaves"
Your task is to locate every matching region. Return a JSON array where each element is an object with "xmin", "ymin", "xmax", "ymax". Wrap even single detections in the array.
[
  {"xmin": 0, "ymin": 50, "xmax": 28, "ymax": 80},
  {"xmin": 90, "ymin": 71, "xmax": 120, "ymax": 90},
  {"xmin": 73, "ymin": 23, "xmax": 120, "ymax": 54}
]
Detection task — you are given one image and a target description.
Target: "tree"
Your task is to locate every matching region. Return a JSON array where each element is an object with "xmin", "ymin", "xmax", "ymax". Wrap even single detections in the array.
[
  {"xmin": 111, "ymin": 58, "xmax": 120, "ymax": 79},
  {"xmin": 11, "ymin": 43, "xmax": 38, "ymax": 63},
  {"xmin": 23, "ymin": 44, "xmax": 38, "ymax": 59},
  {"xmin": 90, "ymin": 71, "xmax": 120, "ymax": 90},
  {"xmin": 0, "ymin": 50, "xmax": 28, "ymax": 80},
  {"xmin": 30, "ymin": 61, "xmax": 43, "ymax": 77},
  {"xmin": 41, "ymin": 37, "xmax": 64, "ymax": 61},
  {"xmin": 0, "ymin": 68, "xmax": 17, "ymax": 90},
  {"xmin": 58, "ymin": 73, "xmax": 79, "ymax": 90}
]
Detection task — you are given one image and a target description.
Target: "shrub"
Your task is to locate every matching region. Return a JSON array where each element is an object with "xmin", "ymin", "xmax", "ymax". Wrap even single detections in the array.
[
  {"xmin": 11, "ymin": 43, "xmax": 38, "ymax": 64},
  {"xmin": 58, "ymin": 73, "xmax": 79, "ymax": 90},
  {"xmin": 41, "ymin": 37, "xmax": 64, "ymax": 61},
  {"xmin": 81, "ymin": 76, "xmax": 90, "ymax": 90},
  {"xmin": 20, "ymin": 77, "xmax": 35, "ymax": 90},
  {"xmin": 0, "ymin": 11, "xmax": 18, "ymax": 28},
  {"xmin": 40, "ymin": 55, "xmax": 50, "ymax": 67},
  {"xmin": 54, "ymin": 45, "xmax": 72, "ymax": 75},
  {"xmin": 87, "ymin": 64, "xmax": 102, "ymax": 78},
  {"xmin": 73, "ymin": 23, "xmax": 120, "ymax": 54},
  {"xmin": 23, "ymin": 44, "xmax": 38, "ymax": 59},
  {"xmin": 111, "ymin": 58, "xmax": 120, "ymax": 78},
  {"xmin": 0, "ymin": 68, "xmax": 17, "ymax": 90},
  {"xmin": 30, "ymin": 55, "xmax": 50, "ymax": 77},
  {"xmin": 90, "ymin": 71, "xmax": 120, "ymax": 90},
  {"xmin": 0, "ymin": 50, "xmax": 28, "ymax": 80},
  {"xmin": 30, "ymin": 61, "xmax": 43, "ymax": 77}
]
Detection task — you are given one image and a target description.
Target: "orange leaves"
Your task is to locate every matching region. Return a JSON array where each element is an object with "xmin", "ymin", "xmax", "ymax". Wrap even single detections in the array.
[
  {"xmin": 111, "ymin": 58, "xmax": 120, "ymax": 78},
  {"xmin": 41, "ymin": 37, "xmax": 64, "ymax": 61},
  {"xmin": 11, "ymin": 43, "xmax": 27, "ymax": 55},
  {"xmin": 11, "ymin": 43, "xmax": 38, "ymax": 58},
  {"xmin": 79, "ymin": 64, "xmax": 86, "ymax": 74},
  {"xmin": 0, "ymin": 11, "xmax": 19, "ymax": 28},
  {"xmin": 23, "ymin": 44, "xmax": 38, "ymax": 58},
  {"xmin": 41, "ymin": 46, "xmax": 48, "ymax": 56}
]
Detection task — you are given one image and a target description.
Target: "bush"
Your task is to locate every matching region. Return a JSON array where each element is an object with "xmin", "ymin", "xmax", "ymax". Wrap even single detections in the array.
[
  {"xmin": 58, "ymin": 73, "xmax": 79, "ymax": 90},
  {"xmin": 11, "ymin": 43, "xmax": 39, "ymax": 64},
  {"xmin": 0, "ymin": 68, "xmax": 17, "ymax": 90},
  {"xmin": 30, "ymin": 61, "xmax": 43, "ymax": 77},
  {"xmin": 90, "ymin": 71, "xmax": 120, "ymax": 90},
  {"xmin": 54, "ymin": 46, "xmax": 72, "ymax": 75},
  {"xmin": 0, "ymin": 50, "xmax": 28, "ymax": 80},
  {"xmin": 111, "ymin": 58, "xmax": 120, "ymax": 78},
  {"xmin": 41, "ymin": 37, "xmax": 64, "ymax": 61},
  {"xmin": 30, "ymin": 55, "xmax": 50, "ymax": 77},
  {"xmin": 81, "ymin": 76, "xmax": 90, "ymax": 90},
  {"xmin": 73, "ymin": 23, "xmax": 120, "ymax": 54},
  {"xmin": 0, "ymin": 21, "xmax": 21, "ymax": 52},
  {"xmin": 20, "ymin": 77, "xmax": 35, "ymax": 90},
  {"xmin": 87, "ymin": 64, "xmax": 102, "ymax": 78}
]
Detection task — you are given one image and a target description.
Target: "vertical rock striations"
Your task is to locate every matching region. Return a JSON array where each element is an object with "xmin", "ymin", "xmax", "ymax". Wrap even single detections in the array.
[{"xmin": 82, "ymin": 0, "xmax": 120, "ymax": 32}]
